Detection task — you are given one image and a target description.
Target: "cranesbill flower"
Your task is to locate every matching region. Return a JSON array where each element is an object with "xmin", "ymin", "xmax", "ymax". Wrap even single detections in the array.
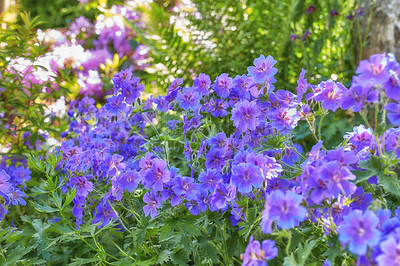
[
  {"xmin": 385, "ymin": 68, "xmax": 400, "ymax": 101},
  {"xmin": 143, "ymin": 190, "xmax": 162, "ymax": 218},
  {"xmin": 242, "ymin": 236, "xmax": 278, "ymax": 266},
  {"xmin": 71, "ymin": 175, "xmax": 93, "ymax": 198},
  {"xmin": 212, "ymin": 73, "xmax": 233, "ymax": 98},
  {"xmin": 119, "ymin": 170, "xmax": 140, "ymax": 192},
  {"xmin": 194, "ymin": 73, "xmax": 211, "ymax": 96},
  {"xmin": 211, "ymin": 99, "xmax": 229, "ymax": 118},
  {"xmin": 231, "ymin": 100, "xmax": 261, "ymax": 132},
  {"xmin": 267, "ymin": 190, "xmax": 307, "ymax": 229},
  {"xmin": 176, "ymin": 87, "xmax": 202, "ymax": 111},
  {"xmin": 313, "ymin": 80, "xmax": 347, "ymax": 111},
  {"xmin": 205, "ymin": 147, "xmax": 226, "ymax": 172},
  {"xmin": 247, "ymin": 55, "xmax": 278, "ymax": 84},
  {"xmin": 338, "ymin": 210, "xmax": 380, "ymax": 255},
  {"xmin": 376, "ymin": 237, "xmax": 400, "ymax": 266},
  {"xmin": 105, "ymin": 94, "xmax": 126, "ymax": 116},
  {"xmin": 356, "ymin": 53, "xmax": 393, "ymax": 87},
  {"xmin": 144, "ymin": 158, "xmax": 171, "ymax": 192},
  {"xmin": 199, "ymin": 169, "xmax": 221, "ymax": 192},
  {"xmin": 385, "ymin": 103, "xmax": 400, "ymax": 126},
  {"xmin": 231, "ymin": 163, "xmax": 263, "ymax": 193},
  {"xmin": 0, "ymin": 170, "xmax": 12, "ymax": 194},
  {"xmin": 122, "ymin": 77, "xmax": 145, "ymax": 104},
  {"xmin": 296, "ymin": 69, "xmax": 309, "ymax": 102}
]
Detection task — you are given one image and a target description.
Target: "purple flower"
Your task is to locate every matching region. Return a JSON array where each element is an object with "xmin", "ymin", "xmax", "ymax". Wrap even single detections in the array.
[
  {"xmin": 242, "ymin": 236, "xmax": 278, "ymax": 265},
  {"xmin": 267, "ymin": 107, "xmax": 300, "ymax": 132},
  {"xmin": 231, "ymin": 163, "xmax": 263, "ymax": 193},
  {"xmin": 385, "ymin": 68, "xmax": 400, "ymax": 100},
  {"xmin": 330, "ymin": 10, "xmax": 339, "ymax": 17},
  {"xmin": 176, "ymin": 87, "xmax": 202, "ymax": 111},
  {"xmin": 338, "ymin": 210, "xmax": 380, "ymax": 255},
  {"xmin": 312, "ymin": 80, "xmax": 347, "ymax": 111},
  {"xmin": 267, "ymin": 190, "xmax": 307, "ymax": 229},
  {"xmin": 212, "ymin": 73, "xmax": 233, "ymax": 98},
  {"xmin": 193, "ymin": 73, "xmax": 211, "ymax": 96},
  {"xmin": 296, "ymin": 69, "xmax": 309, "ymax": 101},
  {"xmin": 376, "ymin": 237, "xmax": 400, "ymax": 265},
  {"xmin": 71, "ymin": 175, "xmax": 93, "ymax": 198},
  {"xmin": 143, "ymin": 190, "xmax": 162, "ymax": 218},
  {"xmin": 93, "ymin": 197, "xmax": 118, "ymax": 228},
  {"xmin": 105, "ymin": 94, "xmax": 126, "ymax": 116},
  {"xmin": 356, "ymin": 53, "xmax": 393, "ymax": 87},
  {"xmin": 211, "ymin": 99, "xmax": 229, "ymax": 117},
  {"xmin": 121, "ymin": 77, "xmax": 145, "ymax": 104},
  {"xmin": 144, "ymin": 158, "xmax": 171, "ymax": 191},
  {"xmin": 301, "ymin": 30, "xmax": 312, "ymax": 41},
  {"xmin": 0, "ymin": 170, "xmax": 12, "ymax": 194},
  {"xmin": 119, "ymin": 170, "xmax": 140, "ymax": 192},
  {"xmin": 231, "ymin": 100, "xmax": 261, "ymax": 132},
  {"xmin": 198, "ymin": 169, "xmax": 222, "ymax": 192},
  {"xmin": 305, "ymin": 5, "xmax": 316, "ymax": 14},
  {"xmin": 385, "ymin": 103, "xmax": 400, "ymax": 126},
  {"xmin": 205, "ymin": 147, "xmax": 226, "ymax": 172},
  {"xmin": 247, "ymin": 55, "xmax": 278, "ymax": 84}
]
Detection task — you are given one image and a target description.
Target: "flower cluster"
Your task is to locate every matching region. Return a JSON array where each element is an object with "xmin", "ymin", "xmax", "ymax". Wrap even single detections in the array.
[
  {"xmin": 47, "ymin": 52, "xmax": 400, "ymax": 264},
  {"xmin": 0, "ymin": 157, "xmax": 30, "ymax": 220}
]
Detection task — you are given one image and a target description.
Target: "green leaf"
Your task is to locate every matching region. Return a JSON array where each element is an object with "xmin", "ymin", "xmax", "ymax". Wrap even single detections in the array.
[
  {"xmin": 69, "ymin": 257, "xmax": 102, "ymax": 266},
  {"xmin": 155, "ymin": 250, "xmax": 172, "ymax": 264},
  {"xmin": 31, "ymin": 201, "xmax": 58, "ymax": 213}
]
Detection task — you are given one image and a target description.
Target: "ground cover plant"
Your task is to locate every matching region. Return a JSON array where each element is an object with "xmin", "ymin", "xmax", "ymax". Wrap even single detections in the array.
[{"xmin": 1, "ymin": 49, "xmax": 400, "ymax": 265}]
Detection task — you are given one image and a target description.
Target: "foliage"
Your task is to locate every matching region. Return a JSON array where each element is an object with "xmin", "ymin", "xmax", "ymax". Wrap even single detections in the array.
[{"xmin": 136, "ymin": 0, "xmax": 364, "ymax": 90}]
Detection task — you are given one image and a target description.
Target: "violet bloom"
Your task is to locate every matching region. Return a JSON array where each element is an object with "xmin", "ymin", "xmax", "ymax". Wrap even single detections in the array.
[
  {"xmin": 338, "ymin": 210, "xmax": 380, "ymax": 255},
  {"xmin": 305, "ymin": 5, "xmax": 316, "ymax": 14},
  {"xmin": 330, "ymin": 10, "xmax": 339, "ymax": 17},
  {"xmin": 318, "ymin": 161, "xmax": 357, "ymax": 198},
  {"xmin": 212, "ymin": 73, "xmax": 233, "ymax": 98},
  {"xmin": 121, "ymin": 76, "xmax": 145, "ymax": 104},
  {"xmin": 301, "ymin": 30, "xmax": 312, "ymax": 41},
  {"xmin": 199, "ymin": 169, "xmax": 222, "ymax": 192},
  {"xmin": 267, "ymin": 107, "xmax": 300, "ymax": 132},
  {"xmin": 0, "ymin": 170, "xmax": 12, "ymax": 194},
  {"xmin": 231, "ymin": 100, "xmax": 261, "ymax": 132},
  {"xmin": 242, "ymin": 236, "xmax": 278, "ymax": 266},
  {"xmin": 231, "ymin": 163, "xmax": 263, "ymax": 193},
  {"xmin": 247, "ymin": 55, "xmax": 278, "ymax": 84},
  {"xmin": 205, "ymin": 147, "xmax": 226, "ymax": 172},
  {"xmin": 211, "ymin": 99, "xmax": 229, "ymax": 117},
  {"xmin": 144, "ymin": 158, "xmax": 171, "ymax": 191},
  {"xmin": 267, "ymin": 190, "xmax": 307, "ymax": 229},
  {"xmin": 376, "ymin": 237, "xmax": 400, "ymax": 265},
  {"xmin": 296, "ymin": 69, "xmax": 309, "ymax": 102},
  {"xmin": 71, "ymin": 175, "xmax": 93, "ymax": 198},
  {"xmin": 105, "ymin": 94, "xmax": 126, "ymax": 116},
  {"xmin": 143, "ymin": 190, "xmax": 162, "ymax": 218},
  {"xmin": 119, "ymin": 170, "xmax": 140, "ymax": 192},
  {"xmin": 209, "ymin": 182, "xmax": 236, "ymax": 211},
  {"xmin": 93, "ymin": 198, "xmax": 118, "ymax": 228},
  {"xmin": 193, "ymin": 73, "xmax": 211, "ymax": 96},
  {"xmin": 313, "ymin": 80, "xmax": 347, "ymax": 111},
  {"xmin": 356, "ymin": 53, "xmax": 393, "ymax": 86},
  {"xmin": 176, "ymin": 87, "xmax": 202, "ymax": 111},
  {"xmin": 385, "ymin": 103, "xmax": 400, "ymax": 126},
  {"xmin": 290, "ymin": 34, "xmax": 298, "ymax": 42},
  {"xmin": 385, "ymin": 68, "xmax": 400, "ymax": 101}
]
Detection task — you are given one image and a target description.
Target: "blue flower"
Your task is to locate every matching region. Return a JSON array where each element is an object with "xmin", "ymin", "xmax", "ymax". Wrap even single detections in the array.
[
  {"xmin": 247, "ymin": 54, "xmax": 278, "ymax": 84},
  {"xmin": 338, "ymin": 210, "xmax": 380, "ymax": 255}
]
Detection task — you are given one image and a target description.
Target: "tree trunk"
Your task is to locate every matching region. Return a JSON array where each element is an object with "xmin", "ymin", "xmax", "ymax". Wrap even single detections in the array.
[{"xmin": 359, "ymin": 0, "xmax": 400, "ymax": 60}]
